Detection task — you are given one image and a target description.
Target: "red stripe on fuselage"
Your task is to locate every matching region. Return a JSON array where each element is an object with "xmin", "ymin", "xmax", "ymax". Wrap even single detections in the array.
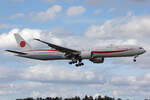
[
  {"xmin": 24, "ymin": 49, "xmax": 58, "ymax": 52},
  {"xmin": 24, "ymin": 49, "xmax": 131, "ymax": 53},
  {"xmin": 92, "ymin": 49, "xmax": 131, "ymax": 54}
]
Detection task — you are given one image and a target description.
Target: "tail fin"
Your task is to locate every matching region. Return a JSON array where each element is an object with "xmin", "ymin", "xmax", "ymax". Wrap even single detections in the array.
[{"xmin": 14, "ymin": 34, "xmax": 32, "ymax": 51}]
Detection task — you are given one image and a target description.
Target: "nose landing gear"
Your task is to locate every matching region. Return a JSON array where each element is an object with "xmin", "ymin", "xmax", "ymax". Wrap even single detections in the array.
[
  {"xmin": 133, "ymin": 55, "xmax": 138, "ymax": 62},
  {"xmin": 133, "ymin": 59, "xmax": 136, "ymax": 62}
]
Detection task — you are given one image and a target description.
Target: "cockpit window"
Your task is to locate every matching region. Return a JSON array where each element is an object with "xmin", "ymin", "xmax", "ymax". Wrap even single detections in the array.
[{"xmin": 139, "ymin": 47, "xmax": 143, "ymax": 49}]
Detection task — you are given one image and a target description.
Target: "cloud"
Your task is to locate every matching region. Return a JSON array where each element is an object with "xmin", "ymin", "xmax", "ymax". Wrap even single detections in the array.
[
  {"xmin": 128, "ymin": 0, "xmax": 148, "ymax": 2},
  {"xmin": 109, "ymin": 73, "xmax": 150, "ymax": 98},
  {"xmin": 66, "ymin": 6, "xmax": 86, "ymax": 16},
  {"xmin": 0, "ymin": 27, "xmax": 119, "ymax": 49},
  {"xmin": 0, "ymin": 66, "xmax": 20, "ymax": 82},
  {"xmin": 0, "ymin": 28, "xmax": 74, "ymax": 49},
  {"xmin": 1, "ymin": 63, "xmax": 150, "ymax": 100},
  {"xmin": 0, "ymin": 28, "xmax": 65, "ymax": 49},
  {"xmin": 63, "ymin": 0, "xmax": 74, "ymax": 3},
  {"xmin": 30, "ymin": 5, "xmax": 62, "ymax": 21},
  {"xmin": 10, "ymin": 13, "xmax": 24, "ymax": 20},
  {"xmin": 0, "ymin": 64, "xmax": 106, "ymax": 99},
  {"xmin": 1, "ymin": 13, "xmax": 149, "ymax": 69},
  {"xmin": 0, "ymin": 29, "xmax": 18, "ymax": 49},
  {"xmin": 0, "ymin": 24, "xmax": 17, "ymax": 29},
  {"xmin": 108, "ymin": 8, "xmax": 116, "ymax": 12},
  {"xmin": 13, "ymin": 0, "xmax": 24, "ymax": 2},
  {"xmin": 43, "ymin": 0, "xmax": 58, "ymax": 4},
  {"xmin": 0, "ymin": 81, "xmax": 93, "ymax": 99},
  {"xmin": 83, "ymin": 0, "xmax": 149, "ymax": 10},
  {"xmin": 85, "ymin": 13, "xmax": 150, "ymax": 39},
  {"xmin": 0, "ymin": 1, "xmax": 150, "ymax": 100},
  {"xmin": 0, "ymin": 28, "xmax": 41, "ymax": 49},
  {"xmin": 20, "ymin": 64, "xmax": 105, "ymax": 84},
  {"xmin": 84, "ymin": 0, "xmax": 103, "ymax": 6},
  {"xmin": 83, "ymin": 13, "xmax": 150, "ymax": 69},
  {"xmin": 93, "ymin": 9, "xmax": 102, "ymax": 14}
]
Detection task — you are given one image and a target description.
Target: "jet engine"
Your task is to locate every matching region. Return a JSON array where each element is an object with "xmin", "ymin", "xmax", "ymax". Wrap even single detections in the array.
[{"xmin": 89, "ymin": 57, "xmax": 104, "ymax": 63}]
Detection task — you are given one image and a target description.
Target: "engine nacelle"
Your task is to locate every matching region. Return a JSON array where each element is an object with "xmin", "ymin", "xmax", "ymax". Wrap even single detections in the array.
[{"xmin": 89, "ymin": 58, "xmax": 104, "ymax": 63}]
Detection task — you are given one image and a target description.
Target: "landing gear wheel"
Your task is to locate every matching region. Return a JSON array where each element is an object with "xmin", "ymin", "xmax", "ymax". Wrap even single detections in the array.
[
  {"xmin": 81, "ymin": 63, "xmax": 84, "ymax": 66},
  {"xmin": 75, "ymin": 64, "xmax": 79, "ymax": 67},
  {"xmin": 69, "ymin": 62, "xmax": 73, "ymax": 64},
  {"xmin": 133, "ymin": 59, "xmax": 136, "ymax": 62},
  {"xmin": 75, "ymin": 63, "xmax": 84, "ymax": 67},
  {"xmin": 69, "ymin": 60, "xmax": 77, "ymax": 65}
]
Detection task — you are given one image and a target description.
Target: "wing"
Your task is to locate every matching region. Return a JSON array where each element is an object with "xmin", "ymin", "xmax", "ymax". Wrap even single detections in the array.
[
  {"xmin": 34, "ymin": 39, "xmax": 81, "ymax": 55},
  {"xmin": 5, "ymin": 50, "xmax": 27, "ymax": 55}
]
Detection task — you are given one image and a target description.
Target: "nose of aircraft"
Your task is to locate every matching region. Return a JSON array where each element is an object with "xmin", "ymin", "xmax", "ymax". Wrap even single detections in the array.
[
  {"xmin": 143, "ymin": 49, "xmax": 146, "ymax": 53},
  {"xmin": 140, "ymin": 48, "xmax": 146, "ymax": 54},
  {"xmin": 138, "ymin": 47, "xmax": 146, "ymax": 54}
]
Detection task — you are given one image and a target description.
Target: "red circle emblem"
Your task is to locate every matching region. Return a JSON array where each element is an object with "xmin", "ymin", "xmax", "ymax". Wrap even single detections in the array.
[{"xmin": 20, "ymin": 41, "xmax": 26, "ymax": 47}]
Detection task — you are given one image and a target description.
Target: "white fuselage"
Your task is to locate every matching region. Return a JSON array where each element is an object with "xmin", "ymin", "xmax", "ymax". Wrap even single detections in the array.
[
  {"xmin": 17, "ymin": 46, "xmax": 146, "ymax": 60},
  {"xmin": 7, "ymin": 34, "xmax": 146, "ymax": 66}
]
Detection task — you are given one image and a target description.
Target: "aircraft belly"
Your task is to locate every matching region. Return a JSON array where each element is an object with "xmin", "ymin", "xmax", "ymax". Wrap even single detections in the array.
[{"xmin": 20, "ymin": 52, "xmax": 66, "ymax": 60}]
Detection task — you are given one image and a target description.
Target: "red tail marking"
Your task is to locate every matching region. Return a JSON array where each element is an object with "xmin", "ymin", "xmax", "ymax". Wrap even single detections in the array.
[
  {"xmin": 24, "ymin": 49, "xmax": 58, "ymax": 52},
  {"xmin": 20, "ymin": 41, "xmax": 26, "ymax": 48}
]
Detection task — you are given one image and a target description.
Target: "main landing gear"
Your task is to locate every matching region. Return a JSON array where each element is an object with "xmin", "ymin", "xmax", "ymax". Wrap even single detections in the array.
[
  {"xmin": 69, "ymin": 59, "xmax": 84, "ymax": 67},
  {"xmin": 133, "ymin": 55, "xmax": 138, "ymax": 62},
  {"xmin": 75, "ymin": 63, "xmax": 84, "ymax": 67}
]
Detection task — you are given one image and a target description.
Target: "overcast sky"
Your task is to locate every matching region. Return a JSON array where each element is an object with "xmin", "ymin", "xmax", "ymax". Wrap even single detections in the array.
[{"xmin": 0, "ymin": 0, "xmax": 150, "ymax": 100}]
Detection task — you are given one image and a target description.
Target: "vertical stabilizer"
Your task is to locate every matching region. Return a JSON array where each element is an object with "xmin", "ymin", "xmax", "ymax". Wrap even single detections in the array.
[{"xmin": 14, "ymin": 34, "xmax": 32, "ymax": 51}]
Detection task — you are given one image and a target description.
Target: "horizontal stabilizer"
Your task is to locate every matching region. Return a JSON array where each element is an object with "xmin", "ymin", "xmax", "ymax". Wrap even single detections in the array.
[{"xmin": 5, "ymin": 50, "xmax": 27, "ymax": 55}]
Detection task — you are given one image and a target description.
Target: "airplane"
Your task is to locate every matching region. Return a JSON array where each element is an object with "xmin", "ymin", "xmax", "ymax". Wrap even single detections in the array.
[{"xmin": 6, "ymin": 34, "xmax": 146, "ymax": 67}]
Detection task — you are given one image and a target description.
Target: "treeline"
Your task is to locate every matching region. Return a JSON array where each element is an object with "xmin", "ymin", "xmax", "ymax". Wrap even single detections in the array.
[
  {"xmin": 16, "ymin": 95, "xmax": 122, "ymax": 100},
  {"xmin": 16, "ymin": 95, "xmax": 150, "ymax": 100}
]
